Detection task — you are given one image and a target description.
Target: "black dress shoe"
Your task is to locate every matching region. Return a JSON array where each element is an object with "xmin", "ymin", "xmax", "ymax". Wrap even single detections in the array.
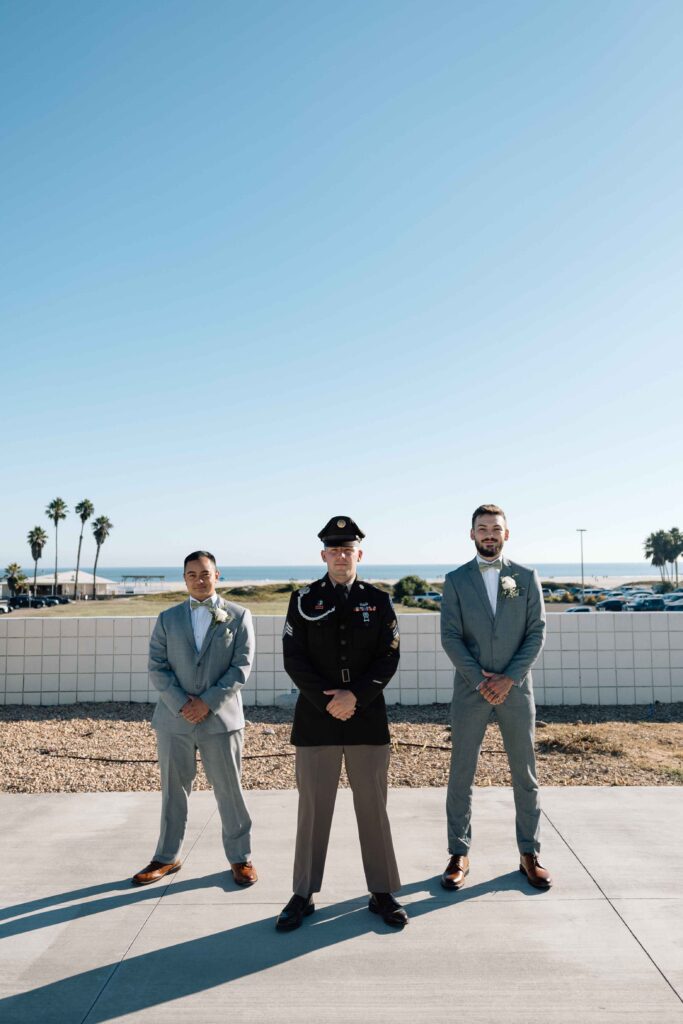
[
  {"xmin": 276, "ymin": 893, "xmax": 315, "ymax": 931},
  {"xmin": 369, "ymin": 892, "xmax": 409, "ymax": 927}
]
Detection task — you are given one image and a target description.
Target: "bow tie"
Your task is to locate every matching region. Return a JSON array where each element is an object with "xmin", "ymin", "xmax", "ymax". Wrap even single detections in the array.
[
  {"xmin": 479, "ymin": 560, "xmax": 502, "ymax": 572},
  {"xmin": 190, "ymin": 598, "xmax": 214, "ymax": 609}
]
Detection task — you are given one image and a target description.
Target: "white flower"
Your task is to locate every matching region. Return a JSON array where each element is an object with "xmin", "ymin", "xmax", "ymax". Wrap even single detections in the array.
[
  {"xmin": 500, "ymin": 575, "xmax": 520, "ymax": 599},
  {"xmin": 224, "ymin": 629, "xmax": 234, "ymax": 647},
  {"xmin": 207, "ymin": 605, "xmax": 231, "ymax": 626}
]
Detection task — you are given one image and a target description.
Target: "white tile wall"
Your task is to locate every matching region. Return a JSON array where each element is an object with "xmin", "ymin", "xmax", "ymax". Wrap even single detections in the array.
[{"xmin": 1, "ymin": 614, "xmax": 682, "ymax": 707}]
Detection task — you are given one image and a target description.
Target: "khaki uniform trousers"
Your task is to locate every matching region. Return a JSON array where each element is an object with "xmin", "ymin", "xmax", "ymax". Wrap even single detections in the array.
[{"xmin": 293, "ymin": 744, "xmax": 401, "ymax": 897}]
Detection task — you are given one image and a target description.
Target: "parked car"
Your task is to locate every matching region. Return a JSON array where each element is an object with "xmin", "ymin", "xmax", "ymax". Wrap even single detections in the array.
[
  {"xmin": 0, "ymin": 599, "xmax": 12, "ymax": 614},
  {"xmin": 413, "ymin": 592, "xmax": 442, "ymax": 603},
  {"xmin": 9, "ymin": 595, "xmax": 47, "ymax": 609},
  {"xmin": 665, "ymin": 599, "xmax": 683, "ymax": 611},
  {"xmin": 550, "ymin": 589, "xmax": 569, "ymax": 600},
  {"xmin": 596, "ymin": 599, "xmax": 626, "ymax": 611},
  {"xmin": 625, "ymin": 597, "xmax": 666, "ymax": 611},
  {"xmin": 565, "ymin": 605, "xmax": 594, "ymax": 613},
  {"xmin": 41, "ymin": 597, "xmax": 61, "ymax": 607}
]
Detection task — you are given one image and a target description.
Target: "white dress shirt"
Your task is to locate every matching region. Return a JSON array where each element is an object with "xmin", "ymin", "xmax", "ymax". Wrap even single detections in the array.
[
  {"xmin": 476, "ymin": 554, "xmax": 501, "ymax": 615},
  {"xmin": 190, "ymin": 594, "xmax": 218, "ymax": 652}
]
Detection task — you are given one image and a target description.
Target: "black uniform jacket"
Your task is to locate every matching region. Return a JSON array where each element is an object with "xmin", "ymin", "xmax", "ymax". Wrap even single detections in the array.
[{"xmin": 283, "ymin": 575, "xmax": 400, "ymax": 746}]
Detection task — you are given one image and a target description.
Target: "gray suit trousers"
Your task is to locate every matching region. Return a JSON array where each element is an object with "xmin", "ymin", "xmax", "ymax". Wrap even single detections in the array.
[
  {"xmin": 293, "ymin": 745, "xmax": 401, "ymax": 897},
  {"xmin": 447, "ymin": 678, "xmax": 541, "ymax": 855},
  {"xmin": 154, "ymin": 727, "xmax": 252, "ymax": 864}
]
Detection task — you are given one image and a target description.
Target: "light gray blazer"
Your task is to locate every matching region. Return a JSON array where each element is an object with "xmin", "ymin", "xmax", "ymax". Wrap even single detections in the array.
[
  {"xmin": 149, "ymin": 598, "xmax": 254, "ymax": 734},
  {"xmin": 440, "ymin": 557, "xmax": 546, "ymax": 691}
]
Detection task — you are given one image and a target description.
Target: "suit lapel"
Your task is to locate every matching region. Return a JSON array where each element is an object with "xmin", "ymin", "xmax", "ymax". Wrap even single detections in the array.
[
  {"xmin": 492, "ymin": 557, "xmax": 511, "ymax": 626},
  {"xmin": 197, "ymin": 598, "xmax": 235, "ymax": 659},
  {"xmin": 182, "ymin": 601, "xmax": 196, "ymax": 652},
  {"xmin": 197, "ymin": 598, "xmax": 222, "ymax": 660},
  {"xmin": 467, "ymin": 559, "xmax": 494, "ymax": 623}
]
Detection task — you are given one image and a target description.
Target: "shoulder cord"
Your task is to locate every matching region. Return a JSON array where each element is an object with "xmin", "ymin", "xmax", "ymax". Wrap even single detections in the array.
[{"xmin": 297, "ymin": 591, "xmax": 338, "ymax": 622}]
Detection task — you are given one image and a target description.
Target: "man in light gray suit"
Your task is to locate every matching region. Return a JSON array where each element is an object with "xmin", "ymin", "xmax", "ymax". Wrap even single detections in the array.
[
  {"xmin": 132, "ymin": 550, "xmax": 257, "ymax": 888},
  {"xmin": 440, "ymin": 505, "xmax": 552, "ymax": 890}
]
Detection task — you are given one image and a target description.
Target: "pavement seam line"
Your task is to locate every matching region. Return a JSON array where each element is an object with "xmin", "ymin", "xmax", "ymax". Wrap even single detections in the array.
[
  {"xmin": 541, "ymin": 807, "xmax": 683, "ymax": 1007},
  {"xmin": 79, "ymin": 806, "xmax": 218, "ymax": 1024}
]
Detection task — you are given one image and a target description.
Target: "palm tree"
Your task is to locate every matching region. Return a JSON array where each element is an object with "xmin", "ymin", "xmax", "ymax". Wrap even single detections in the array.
[
  {"xmin": 73, "ymin": 499, "xmax": 95, "ymax": 598},
  {"xmin": 669, "ymin": 527, "xmax": 683, "ymax": 587},
  {"xmin": 46, "ymin": 497, "xmax": 68, "ymax": 596},
  {"xmin": 91, "ymin": 516, "xmax": 113, "ymax": 600},
  {"xmin": 27, "ymin": 526, "xmax": 49, "ymax": 596},
  {"xmin": 644, "ymin": 530, "xmax": 671, "ymax": 583},
  {"xmin": 4, "ymin": 562, "xmax": 27, "ymax": 597}
]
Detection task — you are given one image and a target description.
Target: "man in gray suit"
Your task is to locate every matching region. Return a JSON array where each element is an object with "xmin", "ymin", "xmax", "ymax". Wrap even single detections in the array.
[
  {"xmin": 440, "ymin": 505, "xmax": 552, "ymax": 890},
  {"xmin": 132, "ymin": 551, "xmax": 257, "ymax": 888}
]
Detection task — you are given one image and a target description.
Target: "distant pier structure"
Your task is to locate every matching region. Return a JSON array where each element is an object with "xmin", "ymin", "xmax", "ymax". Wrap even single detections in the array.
[
  {"xmin": 120, "ymin": 575, "xmax": 166, "ymax": 584},
  {"xmin": 119, "ymin": 574, "xmax": 167, "ymax": 594}
]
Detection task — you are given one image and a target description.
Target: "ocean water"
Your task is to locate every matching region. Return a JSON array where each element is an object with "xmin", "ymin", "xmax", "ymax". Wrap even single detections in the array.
[{"xmin": 73, "ymin": 563, "xmax": 657, "ymax": 583}]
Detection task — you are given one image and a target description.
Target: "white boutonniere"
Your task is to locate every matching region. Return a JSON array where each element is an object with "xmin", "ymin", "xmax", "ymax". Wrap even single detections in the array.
[
  {"xmin": 207, "ymin": 604, "xmax": 235, "ymax": 646},
  {"xmin": 500, "ymin": 575, "xmax": 521, "ymax": 599}
]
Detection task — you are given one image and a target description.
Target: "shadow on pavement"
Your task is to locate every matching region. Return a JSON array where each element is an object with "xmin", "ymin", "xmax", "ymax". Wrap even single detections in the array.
[
  {"xmin": 0, "ymin": 872, "xmax": 233, "ymax": 940},
  {"xmin": 0, "ymin": 872, "xmax": 537, "ymax": 1023}
]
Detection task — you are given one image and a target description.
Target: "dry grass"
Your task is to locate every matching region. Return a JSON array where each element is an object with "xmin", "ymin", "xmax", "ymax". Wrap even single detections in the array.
[
  {"xmin": 8, "ymin": 582, "xmax": 432, "ymax": 618},
  {"xmin": 1, "ymin": 702, "xmax": 681, "ymax": 793}
]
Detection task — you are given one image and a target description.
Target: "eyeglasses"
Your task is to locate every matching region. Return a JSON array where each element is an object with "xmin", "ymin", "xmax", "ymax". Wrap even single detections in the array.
[{"xmin": 184, "ymin": 572, "xmax": 215, "ymax": 582}]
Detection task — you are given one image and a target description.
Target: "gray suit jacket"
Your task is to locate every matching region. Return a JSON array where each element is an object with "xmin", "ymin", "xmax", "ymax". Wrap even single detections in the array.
[
  {"xmin": 440, "ymin": 557, "xmax": 546, "ymax": 691},
  {"xmin": 149, "ymin": 598, "xmax": 254, "ymax": 735}
]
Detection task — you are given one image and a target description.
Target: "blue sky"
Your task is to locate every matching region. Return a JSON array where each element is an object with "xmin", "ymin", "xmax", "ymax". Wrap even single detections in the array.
[{"xmin": 2, "ymin": 0, "xmax": 681, "ymax": 569}]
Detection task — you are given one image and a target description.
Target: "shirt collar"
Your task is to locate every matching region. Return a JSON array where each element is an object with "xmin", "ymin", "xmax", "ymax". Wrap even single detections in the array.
[{"xmin": 326, "ymin": 574, "xmax": 355, "ymax": 593}]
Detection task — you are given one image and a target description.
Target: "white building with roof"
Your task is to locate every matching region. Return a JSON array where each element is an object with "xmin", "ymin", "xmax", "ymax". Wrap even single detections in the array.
[{"xmin": 2, "ymin": 570, "xmax": 118, "ymax": 598}]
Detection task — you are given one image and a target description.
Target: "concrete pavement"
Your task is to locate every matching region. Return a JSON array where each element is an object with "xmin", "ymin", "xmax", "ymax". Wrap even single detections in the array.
[{"xmin": 0, "ymin": 786, "xmax": 682, "ymax": 1023}]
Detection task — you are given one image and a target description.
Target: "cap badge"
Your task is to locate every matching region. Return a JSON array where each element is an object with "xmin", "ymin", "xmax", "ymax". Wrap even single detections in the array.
[{"xmin": 337, "ymin": 519, "xmax": 347, "ymax": 528}]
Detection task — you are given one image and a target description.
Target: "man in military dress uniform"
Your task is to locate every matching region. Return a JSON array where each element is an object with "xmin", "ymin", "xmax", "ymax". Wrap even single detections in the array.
[{"xmin": 276, "ymin": 517, "xmax": 407, "ymax": 931}]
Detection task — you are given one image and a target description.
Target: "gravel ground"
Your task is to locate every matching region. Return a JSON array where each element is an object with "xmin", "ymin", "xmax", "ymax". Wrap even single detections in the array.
[{"xmin": 1, "ymin": 703, "xmax": 681, "ymax": 793}]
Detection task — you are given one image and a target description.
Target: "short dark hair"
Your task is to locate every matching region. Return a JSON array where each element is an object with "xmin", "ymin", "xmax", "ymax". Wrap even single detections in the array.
[
  {"xmin": 472, "ymin": 504, "xmax": 506, "ymax": 528},
  {"xmin": 183, "ymin": 550, "xmax": 217, "ymax": 570}
]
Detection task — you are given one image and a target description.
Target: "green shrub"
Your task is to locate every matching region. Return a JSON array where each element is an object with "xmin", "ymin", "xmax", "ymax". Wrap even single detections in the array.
[{"xmin": 393, "ymin": 575, "xmax": 429, "ymax": 602}]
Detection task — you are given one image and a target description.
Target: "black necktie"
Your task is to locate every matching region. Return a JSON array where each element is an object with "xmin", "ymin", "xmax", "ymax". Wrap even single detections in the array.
[{"xmin": 335, "ymin": 584, "xmax": 348, "ymax": 609}]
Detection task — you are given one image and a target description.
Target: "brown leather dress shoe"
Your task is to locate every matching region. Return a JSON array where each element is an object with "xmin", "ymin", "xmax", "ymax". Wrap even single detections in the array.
[
  {"xmin": 131, "ymin": 860, "xmax": 181, "ymax": 886},
  {"xmin": 231, "ymin": 861, "xmax": 258, "ymax": 886},
  {"xmin": 519, "ymin": 853, "xmax": 552, "ymax": 890},
  {"xmin": 441, "ymin": 854, "xmax": 469, "ymax": 890}
]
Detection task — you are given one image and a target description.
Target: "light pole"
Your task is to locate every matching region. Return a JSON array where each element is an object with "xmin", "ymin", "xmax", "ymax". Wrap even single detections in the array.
[{"xmin": 577, "ymin": 529, "xmax": 587, "ymax": 602}]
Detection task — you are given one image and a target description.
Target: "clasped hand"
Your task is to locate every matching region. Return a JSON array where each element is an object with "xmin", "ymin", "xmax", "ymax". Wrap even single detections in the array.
[
  {"xmin": 477, "ymin": 670, "xmax": 514, "ymax": 706},
  {"xmin": 181, "ymin": 696, "xmax": 211, "ymax": 723},
  {"xmin": 323, "ymin": 688, "xmax": 357, "ymax": 721}
]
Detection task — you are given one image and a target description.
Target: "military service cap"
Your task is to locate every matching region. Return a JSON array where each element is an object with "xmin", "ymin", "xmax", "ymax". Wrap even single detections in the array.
[{"xmin": 317, "ymin": 516, "xmax": 365, "ymax": 546}]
